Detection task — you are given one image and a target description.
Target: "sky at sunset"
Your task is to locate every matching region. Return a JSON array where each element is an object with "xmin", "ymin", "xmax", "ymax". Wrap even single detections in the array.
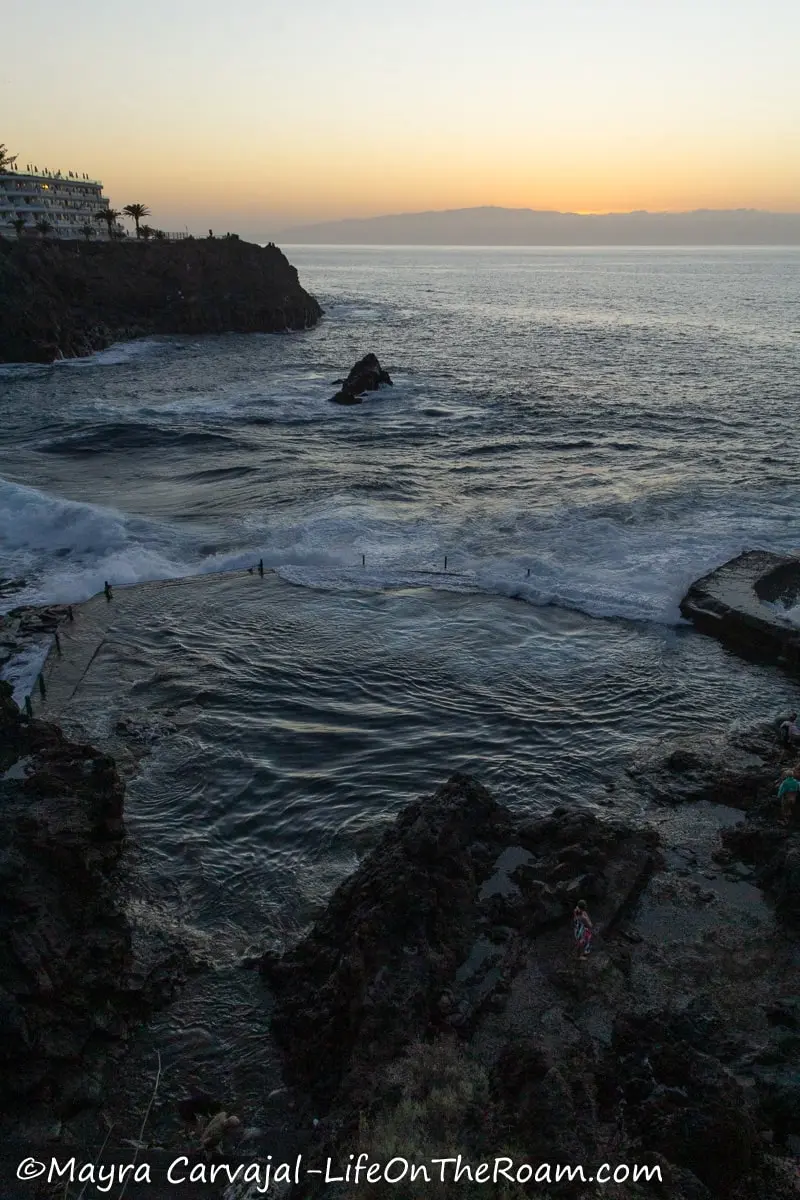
[{"xmin": 3, "ymin": 0, "xmax": 799, "ymax": 238}]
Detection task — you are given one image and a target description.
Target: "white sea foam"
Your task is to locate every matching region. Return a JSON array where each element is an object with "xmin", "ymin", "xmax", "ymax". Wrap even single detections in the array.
[
  {"xmin": 54, "ymin": 368, "xmax": 367, "ymax": 432},
  {"xmin": 1, "ymin": 638, "xmax": 53, "ymax": 709},
  {"xmin": 0, "ymin": 362, "xmax": 50, "ymax": 379},
  {"xmin": 55, "ymin": 338, "xmax": 165, "ymax": 367},
  {"xmin": 0, "ymin": 477, "xmax": 195, "ymax": 609},
  {"xmin": 2, "ymin": 473, "xmax": 798, "ymax": 627},
  {"xmin": 763, "ymin": 600, "xmax": 800, "ymax": 627},
  {"xmin": 0, "ymin": 477, "xmax": 132, "ymax": 554},
  {"xmin": 0, "ymin": 339, "xmax": 164, "ymax": 375},
  {"xmin": 152, "ymin": 370, "xmax": 342, "ymax": 423}
]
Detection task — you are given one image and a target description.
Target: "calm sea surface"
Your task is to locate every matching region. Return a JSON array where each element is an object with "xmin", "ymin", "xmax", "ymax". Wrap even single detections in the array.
[{"xmin": 1, "ymin": 247, "xmax": 799, "ymax": 1102}]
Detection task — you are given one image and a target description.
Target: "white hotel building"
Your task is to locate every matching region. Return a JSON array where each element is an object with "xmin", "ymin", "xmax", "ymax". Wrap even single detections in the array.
[{"xmin": 0, "ymin": 166, "xmax": 121, "ymax": 238}]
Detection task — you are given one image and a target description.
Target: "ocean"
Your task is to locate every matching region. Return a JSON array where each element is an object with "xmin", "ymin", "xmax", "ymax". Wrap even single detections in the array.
[{"xmin": 1, "ymin": 245, "xmax": 799, "ymax": 1109}]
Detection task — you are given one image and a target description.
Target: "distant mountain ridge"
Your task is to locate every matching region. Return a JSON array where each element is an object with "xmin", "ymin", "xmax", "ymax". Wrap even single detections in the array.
[{"xmin": 278, "ymin": 205, "xmax": 800, "ymax": 246}]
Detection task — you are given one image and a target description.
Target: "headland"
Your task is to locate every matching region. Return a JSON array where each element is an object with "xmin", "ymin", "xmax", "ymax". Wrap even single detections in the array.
[{"xmin": 0, "ymin": 237, "xmax": 322, "ymax": 364}]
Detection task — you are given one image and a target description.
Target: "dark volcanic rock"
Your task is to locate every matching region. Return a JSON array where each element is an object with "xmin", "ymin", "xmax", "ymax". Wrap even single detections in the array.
[
  {"xmin": 0, "ymin": 238, "xmax": 322, "ymax": 363},
  {"xmin": 329, "ymin": 352, "xmax": 392, "ymax": 404},
  {"xmin": 0, "ymin": 681, "xmax": 128, "ymax": 1116},
  {"xmin": 0, "ymin": 680, "xmax": 185, "ymax": 1127},
  {"xmin": 627, "ymin": 722, "xmax": 780, "ymax": 808},
  {"xmin": 608, "ymin": 1010, "xmax": 761, "ymax": 1195},
  {"xmin": 264, "ymin": 775, "xmax": 657, "ymax": 1112},
  {"xmin": 680, "ymin": 550, "xmax": 800, "ymax": 670},
  {"xmin": 626, "ymin": 719, "xmax": 800, "ymax": 923},
  {"xmin": 491, "ymin": 1038, "xmax": 589, "ymax": 1164},
  {"xmin": 176, "ymin": 1091, "xmax": 223, "ymax": 1124},
  {"xmin": 263, "ymin": 770, "xmax": 799, "ymax": 1198},
  {"xmin": 264, "ymin": 775, "xmax": 512, "ymax": 1105},
  {"xmin": 721, "ymin": 801, "xmax": 800, "ymax": 925}
]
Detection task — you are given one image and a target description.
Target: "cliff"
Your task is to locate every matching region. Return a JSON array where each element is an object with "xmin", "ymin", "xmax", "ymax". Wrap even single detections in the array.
[
  {"xmin": 0, "ymin": 672, "xmax": 190, "ymax": 1145},
  {"xmin": 0, "ymin": 236, "xmax": 322, "ymax": 363},
  {"xmin": 0, "ymin": 678, "xmax": 129, "ymax": 1122}
]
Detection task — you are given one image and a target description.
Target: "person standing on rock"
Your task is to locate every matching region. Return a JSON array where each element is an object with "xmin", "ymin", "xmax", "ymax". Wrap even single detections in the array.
[
  {"xmin": 779, "ymin": 713, "xmax": 800, "ymax": 746},
  {"xmin": 573, "ymin": 899, "xmax": 594, "ymax": 957},
  {"xmin": 777, "ymin": 770, "xmax": 800, "ymax": 823}
]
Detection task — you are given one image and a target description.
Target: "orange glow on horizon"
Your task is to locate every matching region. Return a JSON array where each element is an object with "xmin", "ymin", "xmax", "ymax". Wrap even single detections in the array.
[
  {"xmin": 4, "ymin": 0, "xmax": 798, "ymax": 237},
  {"xmin": 77, "ymin": 133, "xmax": 799, "ymax": 236}
]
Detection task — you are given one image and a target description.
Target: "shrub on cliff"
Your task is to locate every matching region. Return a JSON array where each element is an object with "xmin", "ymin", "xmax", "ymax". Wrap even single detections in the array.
[{"xmin": 347, "ymin": 1038, "xmax": 530, "ymax": 1200}]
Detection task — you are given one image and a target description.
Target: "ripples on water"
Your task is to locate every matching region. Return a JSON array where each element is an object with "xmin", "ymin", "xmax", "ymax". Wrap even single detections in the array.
[
  {"xmin": 0, "ymin": 247, "xmax": 798, "ymax": 622},
  {"xmin": 2, "ymin": 246, "xmax": 799, "ymax": 1112},
  {"xmin": 1, "ymin": 247, "xmax": 798, "ymax": 900},
  {"xmin": 60, "ymin": 573, "xmax": 792, "ymax": 945}
]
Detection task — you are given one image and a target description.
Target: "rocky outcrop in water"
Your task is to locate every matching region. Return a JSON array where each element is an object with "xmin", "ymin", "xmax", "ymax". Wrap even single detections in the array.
[
  {"xmin": 626, "ymin": 719, "xmax": 780, "ymax": 808},
  {"xmin": 329, "ymin": 352, "xmax": 393, "ymax": 404},
  {"xmin": 680, "ymin": 551, "xmax": 800, "ymax": 670},
  {"xmin": 0, "ymin": 237, "xmax": 323, "ymax": 363},
  {"xmin": 264, "ymin": 770, "xmax": 800, "ymax": 1199}
]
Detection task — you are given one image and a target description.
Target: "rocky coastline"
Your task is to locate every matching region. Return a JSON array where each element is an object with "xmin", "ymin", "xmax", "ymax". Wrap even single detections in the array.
[
  {"xmin": 0, "ymin": 237, "xmax": 322, "ymax": 364},
  {"xmin": 0, "ymin": 669, "xmax": 191, "ymax": 1157},
  {"xmin": 264, "ymin": 751, "xmax": 799, "ymax": 1199},
  {"xmin": 1, "ymin": 589, "xmax": 799, "ymax": 1198}
]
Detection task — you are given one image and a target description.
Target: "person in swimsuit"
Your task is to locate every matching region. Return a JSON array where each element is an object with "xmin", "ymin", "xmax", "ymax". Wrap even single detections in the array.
[
  {"xmin": 573, "ymin": 899, "xmax": 594, "ymax": 957},
  {"xmin": 777, "ymin": 771, "xmax": 800, "ymax": 823}
]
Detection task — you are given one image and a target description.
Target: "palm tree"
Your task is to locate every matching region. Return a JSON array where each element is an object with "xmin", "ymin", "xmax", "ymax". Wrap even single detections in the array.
[
  {"xmin": 0, "ymin": 144, "xmax": 18, "ymax": 173},
  {"xmin": 123, "ymin": 203, "xmax": 151, "ymax": 238},
  {"xmin": 139, "ymin": 224, "xmax": 154, "ymax": 241},
  {"xmin": 153, "ymin": 229, "xmax": 166, "ymax": 241},
  {"xmin": 8, "ymin": 217, "xmax": 26, "ymax": 239},
  {"xmin": 80, "ymin": 223, "xmax": 96, "ymax": 241},
  {"xmin": 34, "ymin": 218, "xmax": 54, "ymax": 238},
  {"xmin": 95, "ymin": 207, "xmax": 121, "ymax": 237}
]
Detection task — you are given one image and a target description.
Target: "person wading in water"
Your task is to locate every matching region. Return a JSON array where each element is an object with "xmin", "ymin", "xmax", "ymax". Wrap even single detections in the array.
[{"xmin": 573, "ymin": 899, "xmax": 594, "ymax": 957}]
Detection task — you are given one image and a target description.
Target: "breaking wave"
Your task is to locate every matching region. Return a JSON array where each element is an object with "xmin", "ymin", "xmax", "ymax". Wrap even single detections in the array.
[{"xmin": 3, "ymin": 473, "xmax": 799, "ymax": 625}]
